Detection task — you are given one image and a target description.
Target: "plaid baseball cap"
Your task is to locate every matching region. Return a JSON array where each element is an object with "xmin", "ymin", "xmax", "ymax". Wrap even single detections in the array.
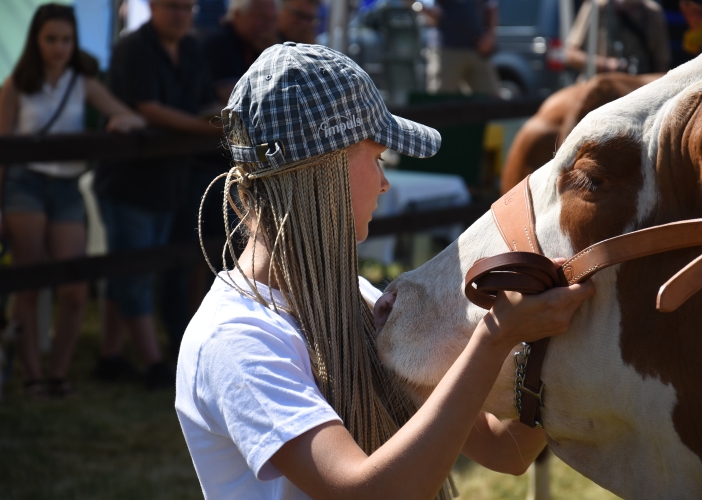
[{"xmin": 224, "ymin": 42, "xmax": 441, "ymax": 168}]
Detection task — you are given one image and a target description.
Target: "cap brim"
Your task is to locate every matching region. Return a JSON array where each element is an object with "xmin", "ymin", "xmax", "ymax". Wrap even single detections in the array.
[{"xmin": 372, "ymin": 114, "xmax": 441, "ymax": 158}]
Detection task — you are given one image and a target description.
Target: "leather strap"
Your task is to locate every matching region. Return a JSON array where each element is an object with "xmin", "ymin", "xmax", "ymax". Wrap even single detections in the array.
[
  {"xmin": 560, "ymin": 220, "xmax": 702, "ymax": 308},
  {"xmin": 465, "ymin": 252, "xmax": 562, "ymax": 309},
  {"xmin": 491, "ymin": 176, "xmax": 542, "ymax": 253},
  {"xmin": 468, "ymin": 219, "xmax": 702, "ymax": 311},
  {"xmin": 465, "ymin": 175, "xmax": 702, "ymax": 427},
  {"xmin": 519, "ymin": 337, "xmax": 549, "ymax": 428},
  {"xmin": 658, "ymin": 253, "xmax": 702, "ymax": 312},
  {"xmin": 482, "ymin": 176, "xmax": 551, "ymax": 428}
]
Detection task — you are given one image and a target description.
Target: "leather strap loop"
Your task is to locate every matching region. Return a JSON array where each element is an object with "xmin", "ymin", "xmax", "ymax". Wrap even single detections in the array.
[{"xmin": 465, "ymin": 252, "xmax": 561, "ymax": 309}]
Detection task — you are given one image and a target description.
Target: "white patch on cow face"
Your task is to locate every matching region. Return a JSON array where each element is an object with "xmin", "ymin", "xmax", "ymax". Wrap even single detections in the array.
[{"xmin": 375, "ymin": 213, "xmax": 501, "ymax": 395}]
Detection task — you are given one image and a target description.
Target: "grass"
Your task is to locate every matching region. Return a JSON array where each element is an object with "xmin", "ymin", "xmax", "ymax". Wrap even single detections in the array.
[
  {"xmin": 0, "ymin": 302, "xmax": 200, "ymax": 500},
  {"xmin": 452, "ymin": 455, "xmax": 621, "ymax": 500},
  {"xmin": 0, "ymin": 299, "xmax": 620, "ymax": 500}
]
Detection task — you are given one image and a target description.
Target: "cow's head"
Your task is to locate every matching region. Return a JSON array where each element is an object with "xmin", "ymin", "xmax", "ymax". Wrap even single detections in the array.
[{"xmin": 375, "ymin": 57, "xmax": 702, "ymax": 487}]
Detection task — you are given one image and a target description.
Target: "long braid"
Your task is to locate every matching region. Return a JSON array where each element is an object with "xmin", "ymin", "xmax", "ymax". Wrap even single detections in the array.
[{"xmin": 199, "ymin": 113, "xmax": 456, "ymax": 499}]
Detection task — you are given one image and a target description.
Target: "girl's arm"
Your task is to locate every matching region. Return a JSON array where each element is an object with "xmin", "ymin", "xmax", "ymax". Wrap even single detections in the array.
[
  {"xmin": 134, "ymin": 101, "xmax": 221, "ymax": 136},
  {"xmin": 462, "ymin": 412, "xmax": 546, "ymax": 476},
  {"xmin": 84, "ymin": 77, "xmax": 146, "ymax": 133},
  {"xmin": 271, "ymin": 282, "xmax": 595, "ymax": 500}
]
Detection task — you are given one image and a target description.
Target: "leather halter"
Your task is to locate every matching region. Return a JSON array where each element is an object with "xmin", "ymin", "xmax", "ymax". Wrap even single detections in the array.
[{"xmin": 465, "ymin": 175, "xmax": 702, "ymax": 428}]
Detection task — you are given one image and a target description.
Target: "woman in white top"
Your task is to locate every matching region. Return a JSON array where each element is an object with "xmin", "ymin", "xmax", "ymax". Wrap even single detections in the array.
[
  {"xmin": 0, "ymin": 3, "xmax": 146, "ymax": 398},
  {"xmin": 175, "ymin": 43, "xmax": 595, "ymax": 500}
]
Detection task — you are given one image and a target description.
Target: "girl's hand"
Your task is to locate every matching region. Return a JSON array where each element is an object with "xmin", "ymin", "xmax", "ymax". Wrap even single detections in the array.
[
  {"xmin": 481, "ymin": 258, "xmax": 596, "ymax": 348},
  {"xmin": 106, "ymin": 113, "xmax": 146, "ymax": 133}
]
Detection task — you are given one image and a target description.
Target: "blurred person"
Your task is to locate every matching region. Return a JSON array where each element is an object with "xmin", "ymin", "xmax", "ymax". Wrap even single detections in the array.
[
  {"xmin": 278, "ymin": 0, "xmax": 320, "ymax": 44},
  {"xmin": 566, "ymin": 0, "xmax": 670, "ymax": 76},
  {"xmin": 203, "ymin": 0, "xmax": 279, "ymax": 104},
  {"xmin": 681, "ymin": 0, "xmax": 702, "ymax": 55},
  {"xmin": 93, "ymin": 0, "xmax": 219, "ymax": 389},
  {"xmin": 0, "ymin": 3, "xmax": 145, "ymax": 399},
  {"xmin": 425, "ymin": 0, "xmax": 500, "ymax": 95}
]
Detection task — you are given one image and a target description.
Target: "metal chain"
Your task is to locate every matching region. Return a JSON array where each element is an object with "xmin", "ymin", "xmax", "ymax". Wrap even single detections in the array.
[{"xmin": 513, "ymin": 342, "xmax": 530, "ymax": 419}]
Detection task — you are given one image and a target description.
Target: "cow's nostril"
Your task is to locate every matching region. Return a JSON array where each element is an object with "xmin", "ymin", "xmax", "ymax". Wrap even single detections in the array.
[{"xmin": 373, "ymin": 291, "xmax": 396, "ymax": 332}]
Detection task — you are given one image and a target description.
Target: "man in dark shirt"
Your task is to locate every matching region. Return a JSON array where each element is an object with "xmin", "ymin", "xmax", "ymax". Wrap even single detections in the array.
[
  {"xmin": 94, "ymin": 0, "xmax": 219, "ymax": 388},
  {"xmin": 203, "ymin": 0, "xmax": 278, "ymax": 104},
  {"xmin": 425, "ymin": 0, "xmax": 500, "ymax": 95}
]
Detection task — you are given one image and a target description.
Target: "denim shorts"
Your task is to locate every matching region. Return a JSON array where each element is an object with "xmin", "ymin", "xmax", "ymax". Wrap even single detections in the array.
[
  {"xmin": 3, "ymin": 165, "xmax": 85, "ymax": 223},
  {"xmin": 99, "ymin": 197, "xmax": 173, "ymax": 319}
]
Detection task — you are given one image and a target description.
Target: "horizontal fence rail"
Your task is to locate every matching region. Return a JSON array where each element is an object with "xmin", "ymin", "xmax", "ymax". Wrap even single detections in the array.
[
  {"xmin": 0, "ymin": 97, "xmax": 537, "ymax": 292},
  {"xmin": 391, "ymin": 97, "xmax": 543, "ymax": 129},
  {"xmin": 0, "ymin": 202, "xmax": 492, "ymax": 294},
  {"xmin": 0, "ymin": 130, "xmax": 224, "ymax": 164},
  {"xmin": 0, "ymin": 98, "xmax": 543, "ymax": 163}
]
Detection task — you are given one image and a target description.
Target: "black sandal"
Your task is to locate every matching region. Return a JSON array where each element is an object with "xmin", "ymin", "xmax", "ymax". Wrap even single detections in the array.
[
  {"xmin": 23, "ymin": 380, "xmax": 49, "ymax": 400},
  {"xmin": 47, "ymin": 378, "xmax": 78, "ymax": 399}
]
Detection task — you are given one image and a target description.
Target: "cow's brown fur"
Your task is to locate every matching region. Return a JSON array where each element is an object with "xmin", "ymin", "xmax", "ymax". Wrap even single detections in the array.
[{"xmin": 557, "ymin": 136, "xmax": 644, "ymax": 251}]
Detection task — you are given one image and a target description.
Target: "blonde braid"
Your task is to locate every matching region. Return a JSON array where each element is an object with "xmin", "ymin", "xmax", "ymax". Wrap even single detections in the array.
[{"xmin": 198, "ymin": 113, "xmax": 456, "ymax": 499}]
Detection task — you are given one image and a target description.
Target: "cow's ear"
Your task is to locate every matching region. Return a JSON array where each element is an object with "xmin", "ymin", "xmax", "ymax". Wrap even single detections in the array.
[{"xmin": 655, "ymin": 88, "xmax": 702, "ymax": 222}]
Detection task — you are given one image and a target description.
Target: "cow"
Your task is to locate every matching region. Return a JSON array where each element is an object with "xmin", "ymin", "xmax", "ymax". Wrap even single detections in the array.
[
  {"xmin": 500, "ymin": 72, "xmax": 661, "ymax": 195},
  {"xmin": 374, "ymin": 56, "xmax": 702, "ymax": 499}
]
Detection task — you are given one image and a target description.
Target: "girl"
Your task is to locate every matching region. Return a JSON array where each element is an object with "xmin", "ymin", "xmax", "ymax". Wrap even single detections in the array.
[
  {"xmin": 0, "ymin": 3, "xmax": 146, "ymax": 398},
  {"xmin": 176, "ymin": 42, "xmax": 594, "ymax": 499}
]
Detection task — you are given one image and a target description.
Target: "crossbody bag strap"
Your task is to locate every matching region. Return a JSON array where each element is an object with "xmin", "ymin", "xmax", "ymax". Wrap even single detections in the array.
[{"xmin": 37, "ymin": 71, "xmax": 79, "ymax": 136}]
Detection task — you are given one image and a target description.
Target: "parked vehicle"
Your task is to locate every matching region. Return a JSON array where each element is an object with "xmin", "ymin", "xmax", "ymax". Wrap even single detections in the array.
[
  {"xmin": 344, "ymin": 0, "xmax": 568, "ymax": 101},
  {"xmin": 492, "ymin": 0, "xmax": 568, "ymax": 99}
]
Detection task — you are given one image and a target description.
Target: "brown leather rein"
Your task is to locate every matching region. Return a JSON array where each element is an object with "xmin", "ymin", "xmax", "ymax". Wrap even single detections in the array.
[{"xmin": 464, "ymin": 175, "xmax": 702, "ymax": 428}]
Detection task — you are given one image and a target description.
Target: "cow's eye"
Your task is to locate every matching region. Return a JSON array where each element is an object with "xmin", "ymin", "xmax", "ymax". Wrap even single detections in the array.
[{"xmin": 563, "ymin": 168, "xmax": 605, "ymax": 193}]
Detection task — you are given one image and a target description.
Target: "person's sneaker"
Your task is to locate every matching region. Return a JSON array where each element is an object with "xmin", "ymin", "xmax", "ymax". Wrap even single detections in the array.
[
  {"xmin": 144, "ymin": 362, "xmax": 175, "ymax": 390},
  {"xmin": 94, "ymin": 356, "xmax": 139, "ymax": 383}
]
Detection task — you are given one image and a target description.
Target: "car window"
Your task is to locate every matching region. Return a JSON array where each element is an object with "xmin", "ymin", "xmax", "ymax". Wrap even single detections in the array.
[{"xmin": 499, "ymin": 0, "xmax": 540, "ymax": 26}]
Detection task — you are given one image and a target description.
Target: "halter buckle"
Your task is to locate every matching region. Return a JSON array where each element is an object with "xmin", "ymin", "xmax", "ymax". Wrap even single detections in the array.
[{"xmin": 522, "ymin": 381, "xmax": 545, "ymax": 407}]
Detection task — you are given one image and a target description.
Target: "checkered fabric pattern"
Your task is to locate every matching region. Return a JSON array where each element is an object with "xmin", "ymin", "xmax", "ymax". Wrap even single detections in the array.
[{"xmin": 224, "ymin": 42, "xmax": 441, "ymax": 168}]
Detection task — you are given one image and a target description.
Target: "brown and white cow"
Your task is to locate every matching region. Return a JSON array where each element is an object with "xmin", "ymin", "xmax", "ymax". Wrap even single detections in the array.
[
  {"xmin": 500, "ymin": 72, "xmax": 661, "ymax": 195},
  {"xmin": 375, "ymin": 58, "xmax": 702, "ymax": 498}
]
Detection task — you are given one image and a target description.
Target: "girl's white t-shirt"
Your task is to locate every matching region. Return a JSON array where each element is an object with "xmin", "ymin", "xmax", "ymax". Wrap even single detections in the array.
[{"xmin": 175, "ymin": 272, "xmax": 383, "ymax": 500}]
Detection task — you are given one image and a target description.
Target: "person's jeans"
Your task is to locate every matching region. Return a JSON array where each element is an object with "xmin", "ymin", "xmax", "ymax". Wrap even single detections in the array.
[
  {"xmin": 99, "ymin": 197, "xmax": 173, "ymax": 318},
  {"xmin": 3, "ymin": 165, "xmax": 85, "ymax": 222}
]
